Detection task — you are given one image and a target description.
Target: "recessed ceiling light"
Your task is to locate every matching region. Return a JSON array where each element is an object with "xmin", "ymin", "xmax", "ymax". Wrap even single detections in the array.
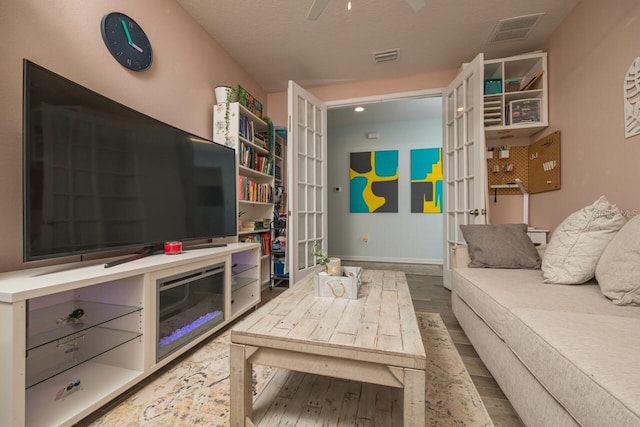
[
  {"xmin": 354, "ymin": 106, "xmax": 364, "ymax": 112},
  {"xmin": 347, "ymin": 1, "xmax": 352, "ymax": 11}
]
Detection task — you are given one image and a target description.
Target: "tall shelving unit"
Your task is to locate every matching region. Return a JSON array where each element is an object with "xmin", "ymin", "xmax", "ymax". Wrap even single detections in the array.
[
  {"xmin": 214, "ymin": 102, "xmax": 274, "ymax": 287},
  {"xmin": 270, "ymin": 128, "xmax": 288, "ymax": 289}
]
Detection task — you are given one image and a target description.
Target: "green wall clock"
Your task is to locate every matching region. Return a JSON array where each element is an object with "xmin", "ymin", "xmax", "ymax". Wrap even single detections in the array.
[{"xmin": 101, "ymin": 12, "xmax": 153, "ymax": 72}]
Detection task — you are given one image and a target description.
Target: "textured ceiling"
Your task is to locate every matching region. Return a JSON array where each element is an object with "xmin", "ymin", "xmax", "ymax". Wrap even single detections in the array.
[{"xmin": 176, "ymin": 0, "xmax": 580, "ymax": 92}]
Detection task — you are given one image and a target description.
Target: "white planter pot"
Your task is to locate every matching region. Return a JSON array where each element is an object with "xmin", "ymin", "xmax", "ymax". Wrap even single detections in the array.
[{"xmin": 214, "ymin": 86, "xmax": 236, "ymax": 104}]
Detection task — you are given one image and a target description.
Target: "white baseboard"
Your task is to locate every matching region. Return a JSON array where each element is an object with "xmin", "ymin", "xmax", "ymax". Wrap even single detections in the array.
[{"xmin": 332, "ymin": 255, "xmax": 443, "ymax": 265}]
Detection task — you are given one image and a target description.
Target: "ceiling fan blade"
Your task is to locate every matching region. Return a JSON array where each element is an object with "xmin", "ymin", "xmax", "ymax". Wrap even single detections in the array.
[
  {"xmin": 307, "ymin": 0, "xmax": 330, "ymax": 20},
  {"xmin": 405, "ymin": 0, "xmax": 425, "ymax": 12}
]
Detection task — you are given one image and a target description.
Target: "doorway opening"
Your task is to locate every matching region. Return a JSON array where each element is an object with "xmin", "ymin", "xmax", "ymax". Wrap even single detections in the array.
[{"xmin": 325, "ymin": 91, "xmax": 444, "ymax": 265}]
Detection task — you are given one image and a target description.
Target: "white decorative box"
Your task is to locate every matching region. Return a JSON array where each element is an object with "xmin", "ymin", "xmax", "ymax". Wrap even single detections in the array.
[{"xmin": 314, "ymin": 267, "xmax": 362, "ymax": 299}]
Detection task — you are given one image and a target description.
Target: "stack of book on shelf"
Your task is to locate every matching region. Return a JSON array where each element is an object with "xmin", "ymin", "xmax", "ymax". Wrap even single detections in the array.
[
  {"xmin": 240, "ymin": 143, "xmax": 273, "ymax": 175},
  {"xmin": 239, "ymin": 232, "xmax": 270, "ymax": 255},
  {"xmin": 238, "ymin": 115, "xmax": 255, "ymax": 142},
  {"xmin": 238, "ymin": 176, "xmax": 272, "ymax": 203}
]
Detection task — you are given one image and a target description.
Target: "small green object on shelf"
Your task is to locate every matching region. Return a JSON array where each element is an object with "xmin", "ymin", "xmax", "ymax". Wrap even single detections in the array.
[{"xmin": 67, "ymin": 308, "xmax": 85, "ymax": 323}]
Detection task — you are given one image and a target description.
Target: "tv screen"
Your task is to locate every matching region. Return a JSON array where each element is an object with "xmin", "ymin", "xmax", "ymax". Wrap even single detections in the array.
[{"xmin": 23, "ymin": 60, "xmax": 237, "ymax": 262}]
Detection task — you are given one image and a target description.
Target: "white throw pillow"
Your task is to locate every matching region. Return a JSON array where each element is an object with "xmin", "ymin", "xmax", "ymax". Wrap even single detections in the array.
[
  {"xmin": 596, "ymin": 214, "xmax": 640, "ymax": 305},
  {"xmin": 542, "ymin": 196, "xmax": 627, "ymax": 284}
]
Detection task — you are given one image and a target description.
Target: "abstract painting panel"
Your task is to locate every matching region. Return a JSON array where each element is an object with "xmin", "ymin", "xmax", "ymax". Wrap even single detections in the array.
[
  {"xmin": 411, "ymin": 148, "xmax": 443, "ymax": 213},
  {"xmin": 350, "ymin": 150, "xmax": 398, "ymax": 213}
]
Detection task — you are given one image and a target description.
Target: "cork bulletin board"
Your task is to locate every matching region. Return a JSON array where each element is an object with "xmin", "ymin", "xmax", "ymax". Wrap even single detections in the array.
[{"xmin": 528, "ymin": 131, "xmax": 561, "ymax": 194}]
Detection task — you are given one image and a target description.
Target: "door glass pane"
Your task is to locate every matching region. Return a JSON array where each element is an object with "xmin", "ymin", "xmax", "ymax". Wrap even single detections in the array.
[
  {"xmin": 456, "ymin": 213, "xmax": 466, "ymax": 241},
  {"xmin": 466, "ymin": 110, "xmax": 474, "ymax": 142},
  {"xmin": 457, "ymin": 177, "xmax": 464, "ymax": 209},
  {"xmin": 467, "ymin": 142, "xmax": 475, "ymax": 177},
  {"xmin": 316, "ymin": 183, "xmax": 323, "ymax": 210},
  {"xmin": 456, "ymin": 117, "xmax": 463, "ymax": 148},
  {"xmin": 298, "ymin": 212, "xmax": 306, "ymax": 239},
  {"xmin": 307, "ymin": 129, "xmax": 314, "ymax": 157},
  {"xmin": 297, "ymin": 97, "xmax": 305, "ymax": 125},
  {"xmin": 447, "ymin": 182, "xmax": 455, "ymax": 210},
  {"xmin": 307, "ymin": 104, "xmax": 314, "ymax": 129},
  {"xmin": 456, "ymin": 148, "xmax": 464, "ymax": 178},
  {"xmin": 315, "ymin": 106, "xmax": 322, "ymax": 131},
  {"xmin": 467, "ymin": 177, "xmax": 475, "ymax": 209},
  {"xmin": 465, "ymin": 75, "xmax": 474, "ymax": 107},
  {"xmin": 446, "ymin": 93, "xmax": 454, "ymax": 120},
  {"xmin": 298, "ymin": 154, "xmax": 306, "ymax": 183},
  {"xmin": 297, "ymin": 125, "xmax": 306, "ymax": 154},
  {"xmin": 298, "ymin": 242, "xmax": 306, "ymax": 270},
  {"xmin": 315, "ymin": 134, "xmax": 322, "ymax": 159},
  {"xmin": 455, "ymin": 86, "xmax": 463, "ymax": 116},
  {"xmin": 316, "ymin": 161, "xmax": 323, "ymax": 186},
  {"xmin": 298, "ymin": 184, "xmax": 306, "ymax": 210},
  {"xmin": 316, "ymin": 214, "xmax": 322, "ymax": 237},
  {"xmin": 307, "ymin": 213, "xmax": 314, "ymax": 239},
  {"xmin": 307, "ymin": 185, "xmax": 314, "ymax": 211},
  {"xmin": 307, "ymin": 157, "xmax": 314, "ymax": 183}
]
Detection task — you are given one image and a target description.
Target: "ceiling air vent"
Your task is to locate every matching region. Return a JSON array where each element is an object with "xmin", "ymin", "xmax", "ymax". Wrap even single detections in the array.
[
  {"xmin": 372, "ymin": 49, "xmax": 400, "ymax": 63},
  {"xmin": 489, "ymin": 13, "xmax": 544, "ymax": 44}
]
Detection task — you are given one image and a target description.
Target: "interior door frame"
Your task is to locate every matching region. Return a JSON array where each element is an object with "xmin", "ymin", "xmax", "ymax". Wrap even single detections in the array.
[{"xmin": 326, "ymin": 88, "xmax": 446, "ymax": 261}]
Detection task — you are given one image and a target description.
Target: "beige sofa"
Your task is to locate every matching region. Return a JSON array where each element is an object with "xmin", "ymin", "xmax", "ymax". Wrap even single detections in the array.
[{"xmin": 451, "ymin": 246, "xmax": 640, "ymax": 427}]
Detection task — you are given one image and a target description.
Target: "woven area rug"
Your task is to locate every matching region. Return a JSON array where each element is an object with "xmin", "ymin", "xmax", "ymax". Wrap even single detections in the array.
[{"xmin": 87, "ymin": 312, "xmax": 492, "ymax": 426}]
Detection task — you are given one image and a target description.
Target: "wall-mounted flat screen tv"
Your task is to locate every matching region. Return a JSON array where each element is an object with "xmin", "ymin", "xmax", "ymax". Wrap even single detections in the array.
[{"xmin": 23, "ymin": 60, "xmax": 237, "ymax": 262}]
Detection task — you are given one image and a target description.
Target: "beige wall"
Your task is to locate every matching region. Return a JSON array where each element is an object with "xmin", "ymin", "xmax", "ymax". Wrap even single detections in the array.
[
  {"xmin": 0, "ymin": 1, "xmax": 265, "ymax": 272},
  {"xmin": 266, "ymin": 68, "xmax": 458, "ymax": 127},
  {"xmin": 531, "ymin": 0, "xmax": 640, "ymax": 230}
]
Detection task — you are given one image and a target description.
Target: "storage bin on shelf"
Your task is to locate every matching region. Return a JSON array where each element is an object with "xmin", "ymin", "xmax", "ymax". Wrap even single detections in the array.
[{"xmin": 509, "ymin": 98, "xmax": 541, "ymax": 124}]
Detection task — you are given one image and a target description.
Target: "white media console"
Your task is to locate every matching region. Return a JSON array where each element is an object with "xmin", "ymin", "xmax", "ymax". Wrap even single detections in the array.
[{"xmin": 0, "ymin": 242, "xmax": 260, "ymax": 427}]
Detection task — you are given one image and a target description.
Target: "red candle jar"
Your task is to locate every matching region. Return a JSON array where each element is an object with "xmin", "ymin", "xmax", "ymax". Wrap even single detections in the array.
[{"xmin": 164, "ymin": 241, "xmax": 182, "ymax": 255}]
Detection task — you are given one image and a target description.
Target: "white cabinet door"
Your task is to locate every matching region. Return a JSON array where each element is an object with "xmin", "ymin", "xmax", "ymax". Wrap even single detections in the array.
[
  {"xmin": 287, "ymin": 81, "xmax": 328, "ymax": 285},
  {"xmin": 443, "ymin": 53, "xmax": 487, "ymax": 289}
]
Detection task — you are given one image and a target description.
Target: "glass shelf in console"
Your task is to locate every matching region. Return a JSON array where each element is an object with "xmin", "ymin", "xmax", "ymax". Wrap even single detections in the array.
[
  {"xmin": 26, "ymin": 326, "xmax": 141, "ymax": 389},
  {"xmin": 231, "ymin": 263, "xmax": 257, "ymax": 292},
  {"xmin": 27, "ymin": 300, "xmax": 142, "ymax": 350}
]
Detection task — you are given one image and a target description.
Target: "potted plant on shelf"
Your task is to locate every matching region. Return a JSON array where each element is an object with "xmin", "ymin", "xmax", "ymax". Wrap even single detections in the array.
[{"xmin": 214, "ymin": 85, "xmax": 238, "ymax": 147}]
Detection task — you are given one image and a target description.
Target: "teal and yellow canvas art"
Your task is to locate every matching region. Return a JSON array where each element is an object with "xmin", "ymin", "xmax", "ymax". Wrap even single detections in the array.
[
  {"xmin": 350, "ymin": 150, "xmax": 398, "ymax": 213},
  {"xmin": 410, "ymin": 148, "xmax": 443, "ymax": 213}
]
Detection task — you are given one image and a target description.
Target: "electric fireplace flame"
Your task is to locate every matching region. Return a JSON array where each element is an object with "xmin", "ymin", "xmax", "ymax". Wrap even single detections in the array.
[
  {"xmin": 156, "ymin": 263, "xmax": 225, "ymax": 361},
  {"xmin": 159, "ymin": 310, "xmax": 223, "ymax": 349}
]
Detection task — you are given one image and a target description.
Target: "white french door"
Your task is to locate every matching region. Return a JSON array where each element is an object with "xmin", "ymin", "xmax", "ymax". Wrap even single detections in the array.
[
  {"xmin": 443, "ymin": 53, "xmax": 487, "ymax": 289},
  {"xmin": 287, "ymin": 81, "xmax": 328, "ymax": 285}
]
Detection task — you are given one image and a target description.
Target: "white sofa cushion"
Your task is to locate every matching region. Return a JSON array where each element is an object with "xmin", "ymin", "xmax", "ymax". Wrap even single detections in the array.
[
  {"xmin": 596, "ymin": 215, "xmax": 640, "ymax": 305},
  {"xmin": 542, "ymin": 196, "xmax": 627, "ymax": 284},
  {"xmin": 506, "ymin": 309, "xmax": 640, "ymax": 427},
  {"xmin": 452, "ymin": 266, "xmax": 640, "ymax": 426}
]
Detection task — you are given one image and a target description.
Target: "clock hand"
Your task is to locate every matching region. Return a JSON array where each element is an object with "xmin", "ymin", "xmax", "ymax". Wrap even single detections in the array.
[
  {"xmin": 130, "ymin": 42, "xmax": 144, "ymax": 53},
  {"xmin": 121, "ymin": 19, "xmax": 144, "ymax": 53},
  {"xmin": 120, "ymin": 20, "xmax": 133, "ymax": 45}
]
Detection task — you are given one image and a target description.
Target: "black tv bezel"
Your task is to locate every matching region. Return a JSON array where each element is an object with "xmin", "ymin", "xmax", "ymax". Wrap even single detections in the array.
[{"xmin": 22, "ymin": 59, "xmax": 237, "ymax": 263}]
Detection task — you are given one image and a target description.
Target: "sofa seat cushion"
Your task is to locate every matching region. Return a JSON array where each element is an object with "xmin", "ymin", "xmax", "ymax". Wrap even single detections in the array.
[
  {"xmin": 506, "ymin": 309, "xmax": 640, "ymax": 427},
  {"xmin": 452, "ymin": 268, "xmax": 637, "ymax": 340},
  {"xmin": 453, "ymin": 267, "xmax": 640, "ymax": 425}
]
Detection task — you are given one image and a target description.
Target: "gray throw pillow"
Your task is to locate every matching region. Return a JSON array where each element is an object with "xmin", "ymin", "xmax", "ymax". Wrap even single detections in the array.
[{"xmin": 460, "ymin": 223, "xmax": 541, "ymax": 269}]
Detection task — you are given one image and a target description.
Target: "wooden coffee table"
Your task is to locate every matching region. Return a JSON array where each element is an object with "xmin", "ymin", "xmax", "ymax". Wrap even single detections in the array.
[{"xmin": 230, "ymin": 269, "xmax": 427, "ymax": 426}]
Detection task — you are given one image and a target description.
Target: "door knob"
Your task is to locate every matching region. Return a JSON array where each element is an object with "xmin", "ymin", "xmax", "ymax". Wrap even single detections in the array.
[{"xmin": 469, "ymin": 209, "xmax": 479, "ymax": 216}]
